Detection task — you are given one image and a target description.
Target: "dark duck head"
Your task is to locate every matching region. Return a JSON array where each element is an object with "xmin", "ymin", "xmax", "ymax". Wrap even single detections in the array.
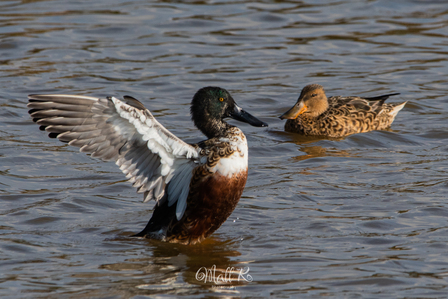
[{"xmin": 190, "ymin": 86, "xmax": 268, "ymax": 139}]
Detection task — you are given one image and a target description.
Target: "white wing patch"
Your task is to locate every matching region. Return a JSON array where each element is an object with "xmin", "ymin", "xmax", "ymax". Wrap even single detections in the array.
[{"xmin": 110, "ymin": 97, "xmax": 200, "ymax": 219}]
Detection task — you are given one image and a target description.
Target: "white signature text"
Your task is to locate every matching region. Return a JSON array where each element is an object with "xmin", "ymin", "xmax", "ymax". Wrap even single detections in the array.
[{"xmin": 195, "ymin": 264, "xmax": 253, "ymax": 284}]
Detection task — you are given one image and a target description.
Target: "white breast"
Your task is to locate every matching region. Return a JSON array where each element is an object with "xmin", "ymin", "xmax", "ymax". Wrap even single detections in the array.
[{"xmin": 211, "ymin": 132, "xmax": 248, "ymax": 177}]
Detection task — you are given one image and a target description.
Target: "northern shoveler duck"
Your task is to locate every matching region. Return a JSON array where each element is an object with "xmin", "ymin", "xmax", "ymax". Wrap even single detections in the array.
[
  {"xmin": 27, "ymin": 87, "xmax": 268, "ymax": 245},
  {"xmin": 279, "ymin": 84, "xmax": 407, "ymax": 138}
]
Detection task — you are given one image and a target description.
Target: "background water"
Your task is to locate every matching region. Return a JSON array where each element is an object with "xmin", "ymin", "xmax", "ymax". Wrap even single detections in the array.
[{"xmin": 1, "ymin": 0, "xmax": 448, "ymax": 297}]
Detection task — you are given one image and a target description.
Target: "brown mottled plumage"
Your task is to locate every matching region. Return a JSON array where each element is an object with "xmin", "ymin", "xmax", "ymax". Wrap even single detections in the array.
[
  {"xmin": 27, "ymin": 87, "xmax": 268, "ymax": 245},
  {"xmin": 280, "ymin": 84, "xmax": 407, "ymax": 137}
]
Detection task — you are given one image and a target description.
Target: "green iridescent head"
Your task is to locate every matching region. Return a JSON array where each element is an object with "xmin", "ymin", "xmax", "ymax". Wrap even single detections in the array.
[{"xmin": 190, "ymin": 86, "xmax": 267, "ymax": 138}]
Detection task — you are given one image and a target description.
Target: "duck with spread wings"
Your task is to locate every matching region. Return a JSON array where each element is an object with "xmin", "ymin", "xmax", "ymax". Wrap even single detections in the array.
[{"xmin": 28, "ymin": 86, "xmax": 268, "ymax": 245}]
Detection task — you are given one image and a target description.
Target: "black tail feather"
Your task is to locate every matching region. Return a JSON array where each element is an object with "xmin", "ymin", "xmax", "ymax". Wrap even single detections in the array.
[{"xmin": 364, "ymin": 93, "xmax": 400, "ymax": 102}]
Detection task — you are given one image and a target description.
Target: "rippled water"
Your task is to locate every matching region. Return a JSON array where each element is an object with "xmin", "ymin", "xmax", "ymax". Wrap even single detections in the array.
[{"xmin": 1, "ymin": 0, "xmax": 448, "ymax": 297}]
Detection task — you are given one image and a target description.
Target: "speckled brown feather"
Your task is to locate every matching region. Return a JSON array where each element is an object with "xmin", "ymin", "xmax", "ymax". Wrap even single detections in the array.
[{"xmin": 282, "ymin": 84, "xmax": 406, "ymax": 138}]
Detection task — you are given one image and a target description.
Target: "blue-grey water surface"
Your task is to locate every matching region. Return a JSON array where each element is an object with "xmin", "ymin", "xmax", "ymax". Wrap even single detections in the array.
[{"xmin": 1, "ymin": 0, "xmax": 448, "ymax": 298}]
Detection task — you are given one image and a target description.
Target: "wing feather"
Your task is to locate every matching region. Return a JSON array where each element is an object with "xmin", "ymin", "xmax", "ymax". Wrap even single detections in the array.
[
  {"xmin": 28, "ymin": 94, "xmax": 201, "ymax": 219},
  {"xmin": 166, "ymin": 160, "xmax": 196, "ymax": 220}
]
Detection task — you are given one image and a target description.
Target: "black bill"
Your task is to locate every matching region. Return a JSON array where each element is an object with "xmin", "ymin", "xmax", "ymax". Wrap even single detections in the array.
[{"xmin": 229, "ymin": 103, "xmax": 268, "ymax": 127}]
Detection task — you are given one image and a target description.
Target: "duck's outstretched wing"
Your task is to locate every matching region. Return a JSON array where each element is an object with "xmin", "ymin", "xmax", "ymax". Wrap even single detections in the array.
[{"xmin": 27, "ymin": 94, "xmax": 200, "ymax": 219}]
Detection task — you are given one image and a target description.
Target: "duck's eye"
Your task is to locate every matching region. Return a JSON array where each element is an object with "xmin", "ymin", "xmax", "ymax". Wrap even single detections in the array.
[
  {"xmin": 311, "ymin": 93, "xmax": 317, "ymax": 97},
  {"xmin": 219, "ymin": 97, "xmax": 224, "ymax": 102}
]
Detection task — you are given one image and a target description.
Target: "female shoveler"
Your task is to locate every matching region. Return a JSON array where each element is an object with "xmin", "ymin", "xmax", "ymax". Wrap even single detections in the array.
[
  {"xmin": 280, "ymin": 84, "xmax": 407, "ymax": 138},
  {"xmin": 28, "ymin": 87, "xmax": 268, "ymax": 245}
]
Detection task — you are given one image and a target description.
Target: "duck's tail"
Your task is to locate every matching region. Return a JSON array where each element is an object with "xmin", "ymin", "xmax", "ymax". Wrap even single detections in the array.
[
  {"xmin": 364, "ymin": 92, "xmax": 400, "ymax": 102},
  {"xmin": 388, "ymin": 101, "xmax": 407, "ymax": 117}
]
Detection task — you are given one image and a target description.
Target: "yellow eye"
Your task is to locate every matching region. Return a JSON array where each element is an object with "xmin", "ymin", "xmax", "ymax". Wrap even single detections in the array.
[{"xmin": 219, "ymin": 97, "xmax": 224, "ymax": 102}]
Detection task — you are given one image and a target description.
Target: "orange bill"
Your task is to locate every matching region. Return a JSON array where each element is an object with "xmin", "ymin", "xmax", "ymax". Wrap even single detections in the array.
[{"xmin": 279, "ymin": 102, "xmax": 307, "ymax": 119}]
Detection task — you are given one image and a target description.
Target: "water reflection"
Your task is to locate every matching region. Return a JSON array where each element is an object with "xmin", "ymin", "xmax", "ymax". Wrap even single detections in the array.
[
  {"xmin": 292, "ymin": 145, "xmax": 356, "ymax": 162},
  {"xmin": 2, "ymin": 0, "xmax": 448, "ymax": 297},
  {"xmin": 96, "ymin": 238, "xmax": 247, "ymax": 296}
]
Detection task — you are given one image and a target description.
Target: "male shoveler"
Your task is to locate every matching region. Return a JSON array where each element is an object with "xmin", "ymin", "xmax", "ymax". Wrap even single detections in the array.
[
  {"xmin": 28, "ymin": 87, "xmax": 268, "ymax": 245},
  {"xmin": 279, "ymin": 84, "xmax": 407, "ymax": 138}
]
